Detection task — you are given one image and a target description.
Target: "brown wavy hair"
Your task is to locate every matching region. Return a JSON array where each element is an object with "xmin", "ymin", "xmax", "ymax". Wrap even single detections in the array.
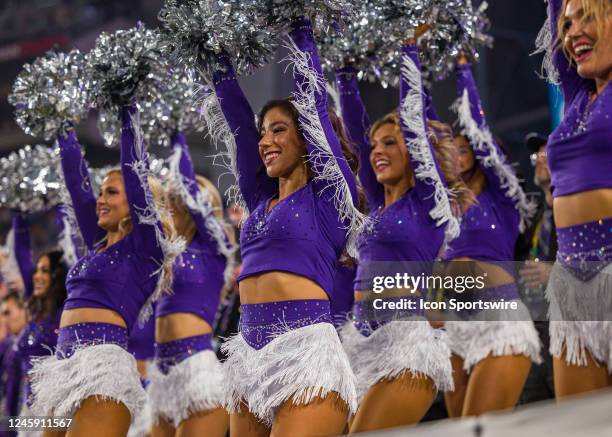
[
  {"xmin": 26, "ymin": 250, "xmax": 67, "ymax": 322},
  {"xmin": 369, "ymin": 113, "xmax": 475, "ymax": 216}
]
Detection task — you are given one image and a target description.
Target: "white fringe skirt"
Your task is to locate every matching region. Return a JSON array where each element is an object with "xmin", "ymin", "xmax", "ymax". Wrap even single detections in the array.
[
  {"xmin": 222, "ymin": 322, "xmax": 357, "ymax": 426},
  {"xmin": 148, "ymin": 349, "xmax": 226, "ymax": 427},
  {"xmin": 547, "ymin": 262, "xmax": 612, "ymax": 370},
  {"xmin": 29, "ymin": 343, "xmax": 146, "ymax": 420},
  {"xmin": 340, "ymin": 319, "xmax": 453, "ymax": 400}
]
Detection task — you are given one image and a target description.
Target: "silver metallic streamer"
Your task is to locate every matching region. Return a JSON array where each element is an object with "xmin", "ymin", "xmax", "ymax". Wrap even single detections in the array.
[
  {"xmin": 266, "ymin": 0, "xmax": 355, "ymax": 35},
  {"xmin": 86, "ymin": 23, "xmax": 168, "ymax": 111},
  {"xmin": 158, "ymin": 0, "xmax": 277, "ymax": 77},
  {"xmin": 0, "ymin": 145, "xmax": 63, "ymax": 212},
  {"xmin": 89, "ymin": 157, "xmax": 170, "ymax": 194},
  {"xmin": 8, "ymin": 50, "xmax": 90, "ymax": 140}
]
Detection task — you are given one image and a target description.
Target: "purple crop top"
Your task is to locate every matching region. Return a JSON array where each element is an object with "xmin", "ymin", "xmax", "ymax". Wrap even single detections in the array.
[
  {"xmin": 444, "ymin": 65, "xmax": 521, "ymax": 264},
  {"xmin": 212, "ymin": 18, "xmax": 359, "ymax": 298},
  {"xmin": 60, "ymin": 105, "xmax": 167, "ymax": 332},
  {"xmin": 155, "ymin": 133, "xmax": 226, "ymax": 326},
  {"xmin": 546, "ymin": 0, "xmax": 612, "ymax": 198},
  {"xmin": 336, "ymin": 45, "xmax": 451, "ymax": 290}
]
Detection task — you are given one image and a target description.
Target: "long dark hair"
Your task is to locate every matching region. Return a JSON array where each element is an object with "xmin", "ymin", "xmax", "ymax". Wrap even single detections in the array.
[
  {"xmin": 27, "ymin": 250, "xmax": 67, "ymax": 322},
  {"xmin": 257, "ymin": 97, "xmax": 368, "ymax": 213}
]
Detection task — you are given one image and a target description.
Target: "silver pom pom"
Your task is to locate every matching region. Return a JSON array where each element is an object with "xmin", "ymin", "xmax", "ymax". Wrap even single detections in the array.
[
  {"xmin": 86, "ymin": 23, "xmax": 168, "ymax": 111},
  {"xmin": 88, "ymin": 156, "xmax": 169, "ymax": 194},
  {"xmin": 267, "ymin": 0, "xmax": 356, "ymax": 35},
  {"xmin": 9, "ymin": 50, "xmax": 90, "ymax": 140},
  {"xmin": 0, "ymin": 145, "xmax": 63, "ymax": 212},
  {"xmin": 158, "ymin": 0, "xmax": 277, "ymax": 77}
]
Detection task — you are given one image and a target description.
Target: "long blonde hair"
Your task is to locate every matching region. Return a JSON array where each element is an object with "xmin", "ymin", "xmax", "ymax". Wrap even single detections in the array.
[
  {"xmin": 103, "ymin": 168, "xmax": 177, "ymax": 287},
  {"xmin": 369, "ymin": 113, "xmax": 475, "ymax": 215},
  {"xmin": 556, "ymin": 0, "xmax": 611, "ymax": 61}
]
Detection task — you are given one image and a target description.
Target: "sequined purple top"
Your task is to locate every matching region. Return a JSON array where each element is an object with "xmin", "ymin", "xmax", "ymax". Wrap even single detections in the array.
[
  {"xmin": 212, "ymin": 18, "xmax": 358, "ymax": 297},
  {"xmin": 155, "ymin": 133, "xmax": 226, "ymax": 326},
  {"xmin": 546, "ymin": 0, "xmax": 612, "ymax": 198},
  {"xmin": 60, "ymin": 106, "xmax": 166, "ymax": 332},
  {"xmin": 1, "ymin": 336, "xmax": 22, "ymax": 417},
  {"xmin": 444, "ymin": 65, "xmax": 520, "ymax": 264},
  {"xmin": 336, "ymin": 46, "xmax": 447, "ymax": 290}
]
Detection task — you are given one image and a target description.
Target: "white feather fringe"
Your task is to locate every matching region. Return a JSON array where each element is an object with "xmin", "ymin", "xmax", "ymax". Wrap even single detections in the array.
[
  {"xmin": 340, "ymin": 319, "xmax": 453, "ymax": 400},
  {"xmin": 29, "ymin": 343, "xmax": 145, "ymax": 420},
  {"xmin": 126, "ymin": 111, "xmax": 186, "ymax": 326},
  {"xmin": 547, "ymin": 262, "xmax": 612, "ymax": 370},
  {"xmin": 452, "ymin": 89, "xmax": 537, "ymax": 232},
  {"xmin": 532, "ymin": 4, "xmax": 561, "ymax": 86},
  {"xmin": 222, "ymin": 322, "xmax": 357, "ymax": 426},
  {"xmin": 198, "ymin": 86, "xmax": 249, "ymax": 219},
  {"xmin": 1, "ymin": 229, "xmax": 21, "ymax": 286},
  {"xmin": 148, "ymin": 349, "xmax": 226, "ymax": 427},
  {"xmin": 446, "ymin": 319, "xmax": 542, "ymax": 372},
  {"xmin": 285, "ymin": 39, "xmax": 371, "ymax": 258},
  {"xmin": 400, "ymin": 56, "xmax": 460, "ymax": 248},
  {"xmin": 127, "ymin": 385, "xmax": 153, "ymax": 437},
  {"xmin": 57, "ymin": 207, "xmax": 79, "ymax": 266},
  {"xmin": 57, "ymin": 157, "xmax": 87, "ymax": 256},
  {"xmin": 167, "ymin": 146, "xmax": 236, "ymax": 286}
]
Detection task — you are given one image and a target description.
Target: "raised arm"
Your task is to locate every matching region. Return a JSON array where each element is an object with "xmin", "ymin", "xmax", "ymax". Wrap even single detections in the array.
[
  {"xmin": 119, "ymin": 105, "xmax": 164, "ymax": 262},
  {"xmin": 424, "ymin": 88, "xmax": 440, "ymax": 121},
  {"xmin": 548, "ymin": 0, "xmax": 587, "ymax": 103},
  {"xmin": 289, "ymin": 17, "xmax": 358, "ymax": 206},
  {"xmin": 57, "ymin": 130, "xmax": 105, "ymax": 250},
  {"xmin": 335, "ymin": 66, "xmax": 383, "ymax": 209},
  {"xmin": 399, "ymin": 43, "xmax": 446, "ymax": 201},
  {"xmin": 11, "ymin": 213, "xmax": 33, "ymax": 297},
  {"xmin": 211, "ymin": 55, "xmax": 277, "ymax": 211}
]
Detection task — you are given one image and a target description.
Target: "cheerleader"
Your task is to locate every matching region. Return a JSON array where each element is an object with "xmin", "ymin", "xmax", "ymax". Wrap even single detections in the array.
[
  {"xmin": 148, "ymin": 134, "xmax": 229, "ymax": 437},
  {"xmin": 542, "ymin": 0, "xmax": 612, "ymax": 397},
  {"xmin": 212, "ymin": 17, "xmax": 361, "ymax": 436},
  {"xmin": 29, "ymin": 105, "xmax": 179, "ymax": 436},
  {"xmin": 335, "ymin": 34, "xmax": 471, "ymax": 431},
  {"xmin": 10, "ymin": 212, "xmax": 67, "ymax": 420},
  {"xmin": 442, "ymin": 55, "xmax": 541, "ymax": 417},
  {"xmin": 1, "ymin": 291, "xmax": 27, "ymax": 419}
]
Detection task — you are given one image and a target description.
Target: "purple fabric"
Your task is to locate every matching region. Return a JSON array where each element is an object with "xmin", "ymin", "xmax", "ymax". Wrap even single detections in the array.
[
  {"xmin": 61, "ymin": 106, "xmax": 166, "ymax": 332},
  {"xmin": 353, "ymin": 296, "xmax": 424, "ymax": 337},
  {"xmin": 2, "ymin": 336, "xmax": 22, "ymax": 417},
  {"xmin": 155, "ymin": 134, "xmax": 226, "ymax": 326},
  {"xmin": 450, "ymin": 282, "xmax": 520, "ymax": 303},
  {"xmin": 556, "ymin": 217, "xmax": 612, "ymax": 281},
  {"xmin": 11, "ymin": 213, "xmax": 34, "ymax": 298},
  {"xmin": 424, "ymin": 88, "xmax": 440, "ymax": 121},
  {"xmin": 154, "ymin": 334, "xmax": 212, "ymax": 375},
  {"xmin": 239, "ymin": 300, "xmax": 332, "ymax": 350},
  {"xmin": 16, "ymin": 310, "xmax": 61, "ymax": 404},
  {"xmin": 335, "ymin": 66, "xmax": 383, "ymax": 209},
  {"xmin": 330, "ymin": 263, "xmax": 355, "ymax": 327},
  {"xmin": 214, "ymin": 19, "xmax": 355, "ymax": 299},
  {"xmin": 128, "ymin": 315, "xmax": 155, "ymax": 361},
  {"xmin": 56, "ymin": 322, "xmax": 128, "ymax": 359},
  {"xmin": 546, "ymin": 0, "xmax": 612, "ymax": 197}
]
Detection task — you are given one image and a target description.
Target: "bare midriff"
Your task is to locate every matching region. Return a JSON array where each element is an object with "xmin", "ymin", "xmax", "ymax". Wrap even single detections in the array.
[
  {"xmin": 60, "ymin": 308, "xmax": 126, "ymax": 329},
  {"xmin": 155, "ymin": 313, "xmax": 212, "ymax": 343},
  {"xmin": 239, "ymin": 271, "xmax": 328, "ymax": 304},
  {"xmin": 553, "ymin": 189, "xmax": 612, "ymax": 228}
]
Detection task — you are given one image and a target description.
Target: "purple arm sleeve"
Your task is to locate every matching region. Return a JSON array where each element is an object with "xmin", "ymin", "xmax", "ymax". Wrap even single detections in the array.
[
  {"xmin": 57, "ymin": 130, "xmax": 105, "ymax": 250},
  {"xmin": 549, "ymin": 0, "xmax": 586, "ymax": 103},
  {"xmin": 172, "ymin": 133, "xmax": 217, "ymax": 247},
  {"xmin": 399, "ymin": 44, "xmax": 447, "ymax": 201},
  {"xmin": 289, "ymin": 17, "xmax": 358, "ymax": 206},
  {"xmin": 335, "ymin": 67, "xmax": 384, "ymax": 209},
  {"xmin": 456, "ymin": 64, "xmax": 507, "ymax": 192},
  {"xmin": 4, "ymin": 348, "xmax": 22, "ymax": 417},
  {"xmin": 11, "ymin": 214, "xmax": 34, "ymax": 298},
  {"xmin": 119, "ymin": 105, "xmax": 164, "ymax": 261},
  {"xmin": 212, "ymin": 55, "xmax": 277, "ymax": 211},
  {"xmin": 425, "ymin": 88, "xmax": 440, "ymax": 121}
]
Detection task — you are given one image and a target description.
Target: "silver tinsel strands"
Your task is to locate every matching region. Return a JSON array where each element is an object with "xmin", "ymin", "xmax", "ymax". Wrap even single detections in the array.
[
  {"xmin": 86, "ymin": 23, "xmax": 167, "ymax": 111},
  {"xmin": 89, "ymin": 157, "xmax": 169, "ymax": 194},
  {"xmin": 9, "ymin": 50, "xmax": 90, "ymax": 140},
  {"xmin": 420, "ymin": 0, "xmax": 493, "ymax": 82},
  {"xmin": 0, "ymin": 145, "xmax": 63, "ymax": 212},
  {"xmin": 267, "ymin": 0, "xmax": 355, "ymax": 35},
  {"xmin": 158, "ymin": 0, "xmax": 277, "ymax": 77}
]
